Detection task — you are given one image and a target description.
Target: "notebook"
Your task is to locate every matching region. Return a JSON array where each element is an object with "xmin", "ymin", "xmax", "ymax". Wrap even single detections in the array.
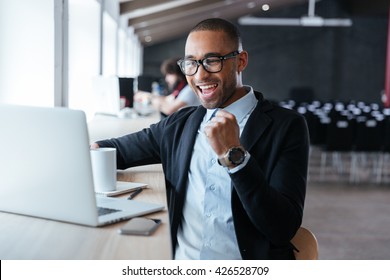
[
  {"xmin": 95, "ymin": 181, "xmax": 148, "ymax": 197},
  {"xmin": 0, "ymin": 104, "xmax": 164, "ymax": 226}
]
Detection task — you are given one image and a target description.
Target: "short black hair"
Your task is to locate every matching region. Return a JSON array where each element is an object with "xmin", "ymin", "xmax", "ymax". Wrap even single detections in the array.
[{"xmin": 189, "ymin": 18, "xmax": 242, "ymax": 50}]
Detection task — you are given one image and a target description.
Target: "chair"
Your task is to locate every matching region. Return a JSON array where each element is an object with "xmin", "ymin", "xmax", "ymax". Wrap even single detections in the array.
[
  {"xmin": 378, "ymin": 117, "xmax": 390, "ymax": 183},
  {"xmin": 351, "ymin": 118, "xmax": 385, "ymax": 183},
  {"xmin": 291, "ymin": 227, "xmax": 319, "ymax": 260},
  {"xmin": 320, "ymin": 117, "xmax": 355, "ymax": 181}
]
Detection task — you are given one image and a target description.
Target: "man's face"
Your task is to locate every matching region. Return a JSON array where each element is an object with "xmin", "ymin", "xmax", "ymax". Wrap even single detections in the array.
[{"xmin": 184, "ymin": 30, "xmax": 246, "ymax": 109}]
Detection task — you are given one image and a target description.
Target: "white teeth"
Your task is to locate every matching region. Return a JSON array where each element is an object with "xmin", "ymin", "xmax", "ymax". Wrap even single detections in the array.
[{"xmin": 199, "ymin": 84, "xmax": 216, "ymax": 90}]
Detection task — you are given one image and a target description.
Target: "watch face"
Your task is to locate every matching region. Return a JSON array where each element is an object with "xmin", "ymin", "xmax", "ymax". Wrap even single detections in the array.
[{"xmin": 229, "ymin": 147, "xmax": 245, "ymax": 165}]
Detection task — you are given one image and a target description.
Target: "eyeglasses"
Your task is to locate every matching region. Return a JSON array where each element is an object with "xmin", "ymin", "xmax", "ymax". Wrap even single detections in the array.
[{"xmin": 177, "ymin": 50, "xmax": 240, "ymax": 76}]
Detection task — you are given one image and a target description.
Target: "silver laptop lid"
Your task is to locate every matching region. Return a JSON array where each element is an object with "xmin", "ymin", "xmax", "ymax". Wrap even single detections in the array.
[{"xmin": 0, "ymin": 104, "xmax": 100, "ymax": 226}]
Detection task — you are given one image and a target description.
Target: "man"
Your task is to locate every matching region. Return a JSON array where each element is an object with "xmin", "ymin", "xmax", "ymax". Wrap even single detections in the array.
[{"xmin": 93, "ymin": 18, "xmax": 309, "ymax": 260}]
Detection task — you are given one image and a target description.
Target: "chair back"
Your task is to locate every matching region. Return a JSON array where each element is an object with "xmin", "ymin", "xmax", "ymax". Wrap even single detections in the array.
[
  {"xmin": 354, "ymin": 118, "xmax": 384, "ymax": 151},
  {"xmin": 291, "ymin": 227, "xmax": 319, "ymax": 260},
  {"xmin": 384, "ymin": 118, "xmax": 390, "ymax": 152},
  {"xmin": 325, "ymin": 117, "xmax": 355, "ymax": 151}
]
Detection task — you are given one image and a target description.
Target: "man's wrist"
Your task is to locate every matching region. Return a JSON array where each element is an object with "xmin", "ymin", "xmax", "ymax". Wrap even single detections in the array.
[{"xmin": 217, "ymin": 146, "xmax": 247, "ymax": 168}]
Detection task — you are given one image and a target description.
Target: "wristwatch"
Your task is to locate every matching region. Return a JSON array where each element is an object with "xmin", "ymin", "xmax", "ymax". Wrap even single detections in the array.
[{"xmin": 218, "ymin": 146, "xmax": 247, "ymax": 168}]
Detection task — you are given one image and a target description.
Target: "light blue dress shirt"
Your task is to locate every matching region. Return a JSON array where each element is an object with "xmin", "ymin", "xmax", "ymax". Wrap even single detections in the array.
[{"xmin": 175, "ymin": 86, "xmax": 258, "ymax": 259}]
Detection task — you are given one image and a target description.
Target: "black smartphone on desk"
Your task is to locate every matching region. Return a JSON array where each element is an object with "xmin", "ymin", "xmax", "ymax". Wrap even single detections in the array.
[{"xmin": 118, "ymin": 218, "xmax": 162, "ymax": 236}]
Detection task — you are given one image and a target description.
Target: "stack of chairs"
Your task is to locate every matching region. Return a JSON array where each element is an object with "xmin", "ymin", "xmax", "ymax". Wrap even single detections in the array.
[
  {"xmin": 321, "ymin": 114, "xmax": 355, "ymax": 182},
  {"xmin": 279, "ymin": 100, "xmax": 390, "ymax": 184},
  {"xmin": 351, "ymin": 116, "xmax": 385, "ymax": 183},
  {"xmin": 378, "ymin": 114, "xmax": 390, "ymax": 183}
]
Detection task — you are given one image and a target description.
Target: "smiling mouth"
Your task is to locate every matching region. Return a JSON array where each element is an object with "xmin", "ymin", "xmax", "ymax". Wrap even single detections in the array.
[{"xmin": 198, "ymin": 83, "xmax": 218, "ymax": 94}]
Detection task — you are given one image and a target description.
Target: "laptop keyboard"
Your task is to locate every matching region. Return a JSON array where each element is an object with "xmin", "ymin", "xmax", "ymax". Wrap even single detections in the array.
[{"xmin": 97, "ymin": 206, "xmax": 121, "ymax": 216}]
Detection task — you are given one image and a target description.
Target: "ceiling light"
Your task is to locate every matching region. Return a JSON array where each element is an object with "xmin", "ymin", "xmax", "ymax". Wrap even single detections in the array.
[
  {"xmin": 239, "ymin": 0, "xmax": 352, "ymax": 27},
  {"xmin": 262, "ymin": 4, "xmax": 270, "ymax": 11}
]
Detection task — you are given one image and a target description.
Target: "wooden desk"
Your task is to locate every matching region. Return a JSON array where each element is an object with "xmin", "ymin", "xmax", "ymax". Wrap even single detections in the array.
[
  {"xmin": 0, "ymin": 114, "xmax": 172, "ymax": 260},
  {"xmin": 88, "ymin": 113, "xmax": 160, "ymax": 142}
]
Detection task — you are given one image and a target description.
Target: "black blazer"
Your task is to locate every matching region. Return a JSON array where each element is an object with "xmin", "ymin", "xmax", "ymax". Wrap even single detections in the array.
[{"xmin": 97, "ymin": 91, "xmax": 310, "ymax": 259}]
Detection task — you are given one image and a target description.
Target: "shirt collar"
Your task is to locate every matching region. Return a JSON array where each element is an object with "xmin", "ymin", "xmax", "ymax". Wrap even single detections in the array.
[{"xmin": 205, "ymin": 86, "xmax": 257, "ymax": 124}]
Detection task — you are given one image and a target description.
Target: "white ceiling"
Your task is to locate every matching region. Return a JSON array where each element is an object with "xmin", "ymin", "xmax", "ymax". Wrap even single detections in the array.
[
  {"xmin": 119, "ymin": 0, "xmax": 308, "ymax": 45},
  {"xmin": 118, "ymin": 0, "xmax": 389, "ymax": 46}
]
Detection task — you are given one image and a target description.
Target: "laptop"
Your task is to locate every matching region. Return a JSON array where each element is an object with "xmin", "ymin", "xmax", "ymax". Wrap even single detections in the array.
[{"xmin": 0, "ymin": 104, "xmax": 164, "ymax": 226}]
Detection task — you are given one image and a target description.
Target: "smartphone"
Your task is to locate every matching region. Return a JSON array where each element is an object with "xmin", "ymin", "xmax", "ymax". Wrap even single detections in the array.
[{"xmin": 118, "ymin": 217, "xmax": 162, "ymax": 236}]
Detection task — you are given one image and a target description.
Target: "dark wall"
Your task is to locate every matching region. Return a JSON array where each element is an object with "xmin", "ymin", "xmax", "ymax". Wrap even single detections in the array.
[{"xmin": 143, "ymin": 0, "xmax": 388, "ymax": 104}]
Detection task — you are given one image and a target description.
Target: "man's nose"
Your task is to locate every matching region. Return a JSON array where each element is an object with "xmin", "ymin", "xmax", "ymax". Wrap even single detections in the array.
[{"xmin": 194, "ymin": 64, "xmax": 210, "ymax": 80}]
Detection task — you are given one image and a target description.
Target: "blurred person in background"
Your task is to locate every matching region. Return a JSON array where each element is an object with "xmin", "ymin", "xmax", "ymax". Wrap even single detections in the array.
[{"xmin": 135, "ymin": 57, "xmax": 200, "ymax": 118}]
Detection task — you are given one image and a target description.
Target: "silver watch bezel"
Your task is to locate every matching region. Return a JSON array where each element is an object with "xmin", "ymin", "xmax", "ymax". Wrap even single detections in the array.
[{"xmin": 218, "ymin": 146, "xmax": 246, "ymax": 168}]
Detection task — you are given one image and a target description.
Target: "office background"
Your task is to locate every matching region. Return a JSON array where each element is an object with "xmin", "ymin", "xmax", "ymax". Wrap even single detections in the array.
[
  {"xmin": 143, "ymin": 0, "xmax": 388, "ymax": 104},
  {"xmin": 1, "ymin": 0, "xmax": 388, "ymax": 112}
]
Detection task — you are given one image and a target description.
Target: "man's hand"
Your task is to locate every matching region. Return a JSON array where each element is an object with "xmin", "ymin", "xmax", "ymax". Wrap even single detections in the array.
[
  {"xmin": 90, "ymin": 143, "xmax": 100, "ymax": 149},
  {"xmin": 204, "ymin": 109, "xmax": 241, "ymax": 157}
]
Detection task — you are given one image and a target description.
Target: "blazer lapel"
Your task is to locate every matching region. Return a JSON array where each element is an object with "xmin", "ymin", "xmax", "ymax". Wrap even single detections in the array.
[
  {"xmin": 176, "ymin": 106, "xmax": 206, "ymax": 180},
  {"xmin": 172, "ymin": 106, "xmax": 205, "ymax": 220},
  {"xmin": 240, "ymin": 92, "xmax": 273, "ymax": 151}
]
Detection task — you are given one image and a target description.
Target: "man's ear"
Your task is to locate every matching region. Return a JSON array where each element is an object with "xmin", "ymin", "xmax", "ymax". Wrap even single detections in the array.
[{"xmin": 237, "ymin": 51, "xmax": 248, "ymax": 73}]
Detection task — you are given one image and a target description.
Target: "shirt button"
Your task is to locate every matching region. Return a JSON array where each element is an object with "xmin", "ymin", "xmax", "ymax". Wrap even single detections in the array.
[
  {"xmin": 211, "ymin": 159, "xmax": 216, "ymax": 164},
  {"xmin": 206, "ymin": 213, "xmax": 211, "ymax": 217},
  {"xmin": 210, "ymin": 185, "xmax": 216, "ymax": 190}
]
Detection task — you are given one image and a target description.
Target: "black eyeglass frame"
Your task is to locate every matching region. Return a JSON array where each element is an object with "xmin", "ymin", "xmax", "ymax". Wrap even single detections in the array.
[{"xmin": 177, "ymin": 50, "xmax": 241, "ymax": 76}]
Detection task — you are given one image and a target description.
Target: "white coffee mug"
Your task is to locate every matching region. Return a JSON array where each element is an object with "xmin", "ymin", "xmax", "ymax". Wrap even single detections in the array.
[{"xmin": 90, "ymin": 147, "xmax": 117, "ymax": 192}]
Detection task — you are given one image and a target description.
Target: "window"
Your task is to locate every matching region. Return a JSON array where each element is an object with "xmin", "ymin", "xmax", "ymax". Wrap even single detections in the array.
[
  {"xmin": 0, "ymin": 0, "xmax": 54, "ymax": 106},
  {"xmin": 68, "ymin": 0, "xmax": 100, "ymax": 118},
  {"xmin": 0, "ymin": 0, "xmax": 143, "ymax": 118}
]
